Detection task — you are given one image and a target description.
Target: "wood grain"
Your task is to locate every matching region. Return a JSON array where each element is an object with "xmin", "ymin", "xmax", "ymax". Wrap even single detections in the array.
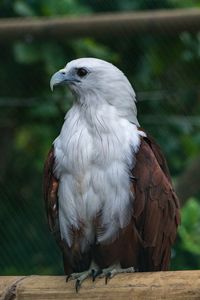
[{"xmin": 0, "ymin": 271, "xmax": 200, "ymax": 300}]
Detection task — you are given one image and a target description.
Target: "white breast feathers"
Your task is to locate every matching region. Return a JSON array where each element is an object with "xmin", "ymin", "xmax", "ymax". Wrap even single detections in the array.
[{"xmin": 53, "ymin": 102, "xmax": 142, "ymax": 250}]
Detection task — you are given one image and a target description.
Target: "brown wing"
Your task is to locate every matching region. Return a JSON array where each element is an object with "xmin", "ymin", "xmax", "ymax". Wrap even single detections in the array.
[
  {"xmin": 144, "ymin": 133, "xmax": 172, "ymax": 183},
  {"xmin": 43, "ymin": 146, "xmax": 60, "ymax": 242},
  {"xmin": 132, "ymin": 134, "xmax": 180, "ymax": 271}
]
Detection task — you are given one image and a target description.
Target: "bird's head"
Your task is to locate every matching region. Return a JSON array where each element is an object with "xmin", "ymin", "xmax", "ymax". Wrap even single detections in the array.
[{"xmin": 50, "ymin": 58, "xmax": 138, "ymax": 124}]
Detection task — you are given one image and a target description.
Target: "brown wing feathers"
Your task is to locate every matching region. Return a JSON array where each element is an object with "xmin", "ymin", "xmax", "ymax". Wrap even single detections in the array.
[
  {"xmin": 132, "ymin": 135, "xmax": 180, "ymax": 271},
  {"xmin": 43, "ymin": 147, "xmax": 59, "ymax": 234}
]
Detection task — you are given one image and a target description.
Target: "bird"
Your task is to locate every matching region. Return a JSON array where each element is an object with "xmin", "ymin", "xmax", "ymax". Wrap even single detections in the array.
[{"xmin": 44, "ymin": 57, "xmax": 180, "ymax": 292}]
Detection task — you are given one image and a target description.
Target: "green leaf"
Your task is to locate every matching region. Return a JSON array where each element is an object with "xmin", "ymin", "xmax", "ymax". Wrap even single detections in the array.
[{"xmin": 178, "ymin": 198, "xmax": 200, "ymax": 255}]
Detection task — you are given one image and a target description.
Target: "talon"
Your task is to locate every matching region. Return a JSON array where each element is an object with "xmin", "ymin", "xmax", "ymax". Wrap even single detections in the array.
[
  {"xmin": 105, "ymin": 272, "xmax": 111, "ymax": 284},
  {"xmin": 75, "ymin": 279, "xmax": 81, "ymax": 293},
  {"xmin": 92, "ymin": 269, "xmax": 102, "ymax": 281},
  {"xmin": 99, "ymin": 264, "xmax": 136, "ymax": 283},
  {"xmin": 66, "ymin": 275, "xmax": 70, "ymax": 282},
  {"xmin": 91, "ymin": 269, "xmax": 96, "ymax": 281},
  {"xmin": 65, "ymin": 265, "xmax": 104, "ymax": 291}
]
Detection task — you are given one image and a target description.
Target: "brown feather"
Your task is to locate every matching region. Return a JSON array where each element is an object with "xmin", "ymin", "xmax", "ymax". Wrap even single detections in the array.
[
  {"xmin": 43, "ymin": 147, "xmax": 59, "ymax": 233},
  {"xmin": 131, "ymin": 133, "xmax": 180, "ymax": 271}
]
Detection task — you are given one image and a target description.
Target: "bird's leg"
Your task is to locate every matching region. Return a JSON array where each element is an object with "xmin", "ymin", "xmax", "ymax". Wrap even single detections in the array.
[
  {"xmin": 99, "ymin": 264, "xmax": 136, "ymax": 284},
  {"xmin": 66, "ymin": 262, "xmax": 101, "ymax": 292}
]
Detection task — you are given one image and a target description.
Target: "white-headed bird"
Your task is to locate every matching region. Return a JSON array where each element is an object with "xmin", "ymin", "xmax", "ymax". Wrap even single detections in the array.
[{"xmin": 44, "ymin": 58, "xmax": 180, "ymax": 291}]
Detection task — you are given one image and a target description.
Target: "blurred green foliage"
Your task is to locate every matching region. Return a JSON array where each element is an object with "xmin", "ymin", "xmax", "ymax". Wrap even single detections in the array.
[
  {"xmin": 0, "ymin": 0, "xmax": 200, "ymax": 275},
  {"xmin": 180, "ymin": 198, "xmax": 200, "ymax": 255},
  {"xmin": 172, "ymin": 198, "xmax": 200, "ymax": 270}
]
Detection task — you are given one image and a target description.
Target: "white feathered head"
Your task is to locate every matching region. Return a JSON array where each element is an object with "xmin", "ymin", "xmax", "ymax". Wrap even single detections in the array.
[{"xmin": 50, "ymin": 58, "xmax": 139, "ymax": 125}]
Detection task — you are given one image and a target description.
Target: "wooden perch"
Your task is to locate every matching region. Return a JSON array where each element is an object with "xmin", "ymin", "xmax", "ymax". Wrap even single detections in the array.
[
  {"xmin": 0, "ymin": 8, "xmax": 200, "ymax": 42},
  {"xmin": 1, "ymin": 271, "xmax": 200, "ymax": 300}
]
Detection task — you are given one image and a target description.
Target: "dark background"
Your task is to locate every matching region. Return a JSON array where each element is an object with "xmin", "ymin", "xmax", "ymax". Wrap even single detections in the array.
[{"xmin": 0, "ymin": 0, "xmax": 200, "ymax": 275}]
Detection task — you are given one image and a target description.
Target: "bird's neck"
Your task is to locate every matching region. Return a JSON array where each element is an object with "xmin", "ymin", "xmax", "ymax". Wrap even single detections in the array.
[
  {"xmin": 73, "ymin": 90, "xmax": 139, "ymax": 128},
  {"xmin": 70, "ymin": 101, "xmax": 119, "ymax": 134}
]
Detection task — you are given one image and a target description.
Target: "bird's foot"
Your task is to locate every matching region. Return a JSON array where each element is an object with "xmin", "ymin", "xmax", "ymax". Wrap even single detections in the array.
[
  {"xmin": 66, "ymin": 267, "xmax": 101, "ymax": 292},
  {"xmin": 66, "ymin": 264, "xmax": 135, "ymax": 291},
  {"xmin": 99, "ymin": 264, "xmax": 136, "ymax": 284}
]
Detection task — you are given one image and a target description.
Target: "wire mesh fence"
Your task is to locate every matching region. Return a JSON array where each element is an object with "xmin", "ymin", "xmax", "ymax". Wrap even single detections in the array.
[{"xmin": 1, "ymin": 1, "xmax": 200, "ymax": 275}]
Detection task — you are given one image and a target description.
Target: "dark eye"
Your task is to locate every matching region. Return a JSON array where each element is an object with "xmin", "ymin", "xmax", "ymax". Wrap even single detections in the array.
[{"xmin": 77, "ymin": 68, "xmax": 88, "ymax": 77}]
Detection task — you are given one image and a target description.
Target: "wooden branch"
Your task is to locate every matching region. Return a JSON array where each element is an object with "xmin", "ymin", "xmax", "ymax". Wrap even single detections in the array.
[
  {"xmin": 0, "ymin": 8, "xmax": 200, "ymax": 42},
  {"xmin": 1, "ymin": 271, "xmax": 200, "ymax": 299}
]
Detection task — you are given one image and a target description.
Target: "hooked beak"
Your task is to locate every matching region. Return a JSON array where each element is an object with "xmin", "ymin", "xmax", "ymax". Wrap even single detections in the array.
[{"xmin": 50, "ymin": 70, "xmax": 80, "ymax": 91}]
